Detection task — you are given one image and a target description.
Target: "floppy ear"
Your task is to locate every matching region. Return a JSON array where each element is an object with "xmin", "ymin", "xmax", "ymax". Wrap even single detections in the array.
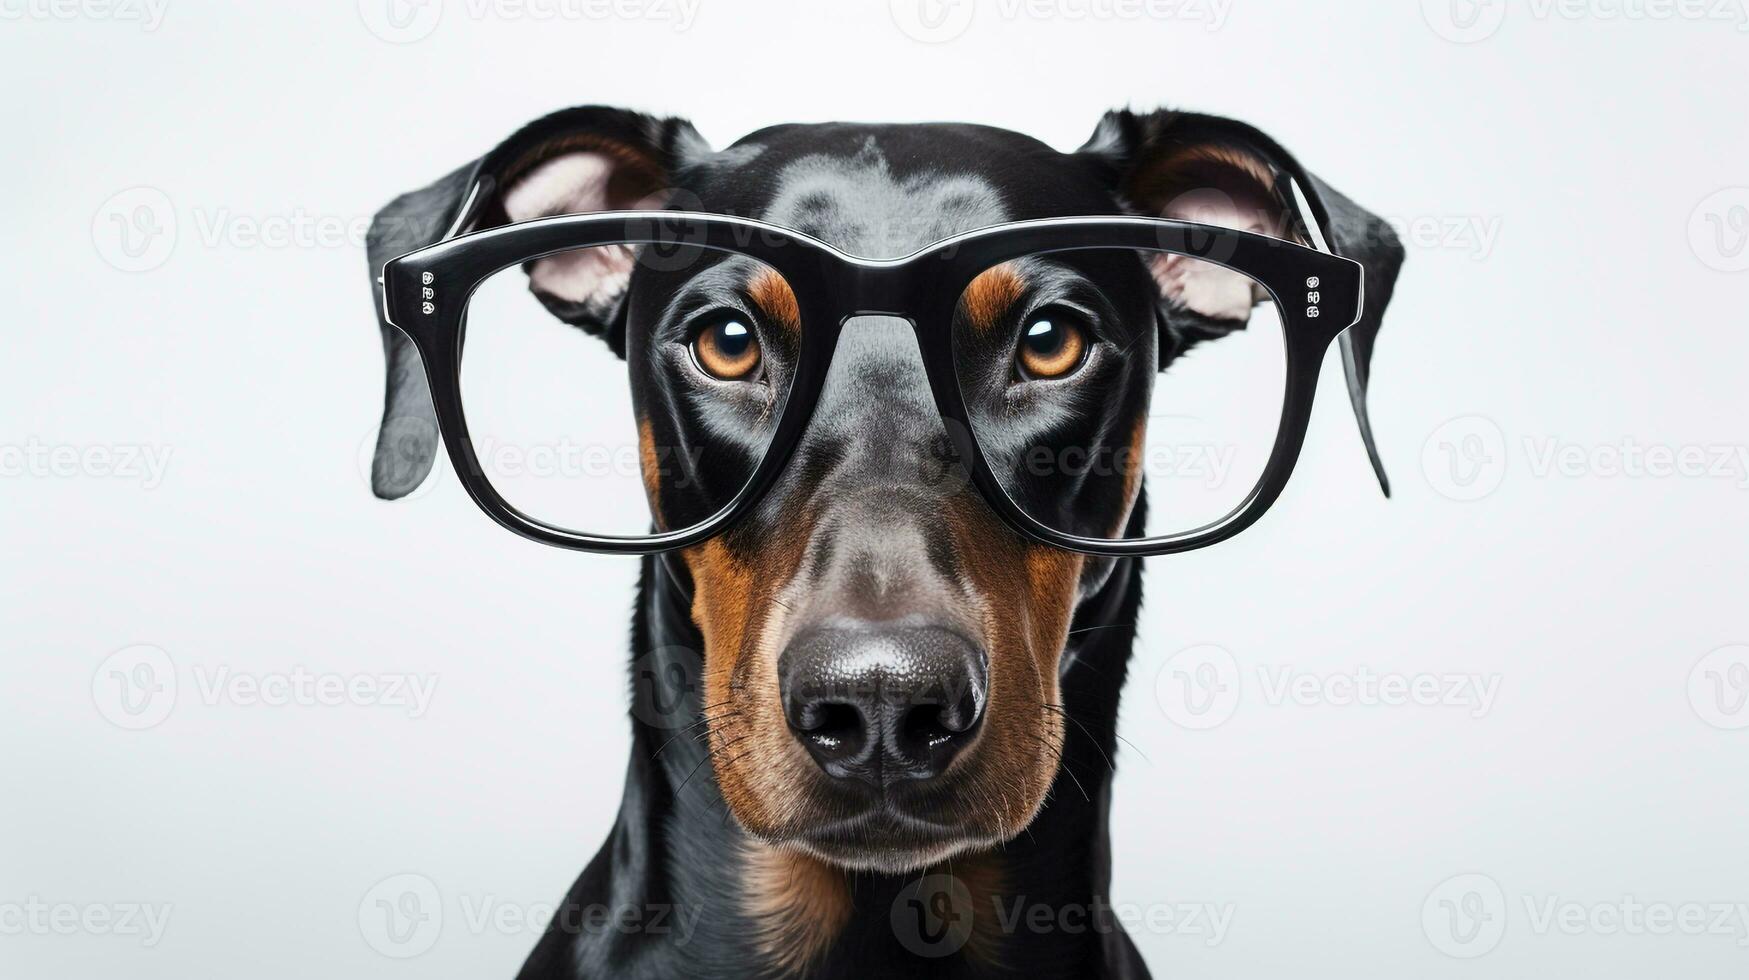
[
  {"xmin": 1078, "ymin": 108, "xmax": 1405, "ymax": 493},
  {"xmin": 365, "ymin": 106, "xmax": 708, "ymax": 499}
]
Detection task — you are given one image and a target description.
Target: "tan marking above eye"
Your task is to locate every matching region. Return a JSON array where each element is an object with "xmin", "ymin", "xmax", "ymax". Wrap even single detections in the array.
[
  {"xmin": 747, "ymin": 267, "xmax": 801, "ymax": 335},
  {"xmin": 692, "ymin": 317, "xmax": 762, "ymax": 380},
  {"xmin": 1015, "ymin": 313, "xmax": 1088, "ymax": 380},
  {"xmin": 961, "ymin": 262, "xmax": 1025, "ymax": 332}
]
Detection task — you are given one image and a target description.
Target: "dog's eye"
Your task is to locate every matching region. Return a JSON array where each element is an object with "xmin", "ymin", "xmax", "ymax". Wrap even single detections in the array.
[
  {"xmin": 691, "ymin": 314, "xmax": 763, "ymax": 382},
  {"xmin": 1014, "ymin": 307, "xmax": 1090, "ymax": 381}
]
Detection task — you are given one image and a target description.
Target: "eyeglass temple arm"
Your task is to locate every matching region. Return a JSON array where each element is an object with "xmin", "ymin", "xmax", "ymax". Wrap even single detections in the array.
[
  {"xmin": 1285, "ymin": 175, "xmax": 1390, "ymax": 498},
  {"xmin": 374, "ymin": 175, "xmax": 494, "ymax": 319}
]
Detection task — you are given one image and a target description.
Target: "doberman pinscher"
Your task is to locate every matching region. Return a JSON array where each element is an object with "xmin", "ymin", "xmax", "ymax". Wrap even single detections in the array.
[{"xmin": 364, "ymin": 105, "xmax": 1403, "ymax": 979}]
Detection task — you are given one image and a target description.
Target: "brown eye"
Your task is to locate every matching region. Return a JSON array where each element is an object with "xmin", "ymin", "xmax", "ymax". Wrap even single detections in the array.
[
  {"xmin": 1015, "ymin": 308, "xmax": 1089, "ymax": 380},
  {"xmin": 691, "ymin": 315, "xmax": 762, "ymax": 381}
]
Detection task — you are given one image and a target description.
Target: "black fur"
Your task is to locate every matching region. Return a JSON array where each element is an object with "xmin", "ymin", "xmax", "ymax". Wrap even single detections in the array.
[
  {"xmin": 512, "ymin": 546, "xmax": 1147, "ymax": 980},
  {"xmin": 365, "ymin": 106, "xmax": 1404, "ymax": 979}
]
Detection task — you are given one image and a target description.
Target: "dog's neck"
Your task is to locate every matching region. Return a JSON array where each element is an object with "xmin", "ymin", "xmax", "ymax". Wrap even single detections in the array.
[{"xmin": 516, "ymin": 555, "xmax": 1149, "ymax": 980}]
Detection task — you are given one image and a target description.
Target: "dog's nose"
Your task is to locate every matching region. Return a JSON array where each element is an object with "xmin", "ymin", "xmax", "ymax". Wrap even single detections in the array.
[{"xmin": 779, "ymin": 624, "xmax": 987, "ymax": 786}]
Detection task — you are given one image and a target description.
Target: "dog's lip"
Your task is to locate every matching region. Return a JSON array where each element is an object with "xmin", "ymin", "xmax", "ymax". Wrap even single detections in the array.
[
  {"xmin": 795, "ymin": 801, "xmax": 993, "ymax": 855},
  {"xmin": 790, "ymin": 807, "xmax": 1000, "ymax": 872},
  {"xmin": 802, "ymin": 778, "xmax": 976, "ymax": 830},
  {"xmin": 809, "ymin": 807, "xmax": 960, "ymax": 840}
]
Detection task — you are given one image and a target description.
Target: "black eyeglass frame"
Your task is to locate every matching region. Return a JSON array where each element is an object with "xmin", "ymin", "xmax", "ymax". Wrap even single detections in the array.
[{"xmin": 380, "ymin": 208, "xmax": 1365, "ymax": 557}]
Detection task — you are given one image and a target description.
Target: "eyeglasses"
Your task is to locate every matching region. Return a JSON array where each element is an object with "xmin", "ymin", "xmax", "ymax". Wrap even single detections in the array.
[{"xmin": 378, "ymin": 200, "xmax": 1375, "ymax": 557}]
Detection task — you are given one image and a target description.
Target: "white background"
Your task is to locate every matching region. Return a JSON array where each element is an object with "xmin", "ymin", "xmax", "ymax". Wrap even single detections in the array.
[{"xmin": 4, "ymin": 1, "xmax": 1748, "ymax": 977}]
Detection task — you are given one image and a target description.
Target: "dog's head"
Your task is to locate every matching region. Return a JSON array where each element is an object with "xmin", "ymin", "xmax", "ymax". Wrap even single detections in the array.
[{"xmin": 367, "ymin": 106, "xmax": 1402, "ymax": 873}]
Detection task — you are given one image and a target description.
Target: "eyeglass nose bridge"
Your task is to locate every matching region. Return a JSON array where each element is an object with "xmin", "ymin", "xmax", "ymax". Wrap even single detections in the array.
[{"xmin": 831, "ymin": 258, "xmax": 931, "ymax": 323}]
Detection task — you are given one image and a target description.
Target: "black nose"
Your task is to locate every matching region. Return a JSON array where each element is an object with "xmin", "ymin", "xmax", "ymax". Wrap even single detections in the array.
[{"xmin": 779, "ymin": 624, "xmax": 987, "ymax": 786}]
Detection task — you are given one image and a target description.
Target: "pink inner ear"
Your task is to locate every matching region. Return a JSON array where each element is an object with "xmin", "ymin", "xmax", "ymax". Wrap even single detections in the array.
[
  {"xmin": 1149, "ymin": 185, "xmax": 1277, "ymax": 322},
  {"xmin": 526, "ymin": 243, "xmax": 639, "ymax": 306},
  {"xmin": 502, "ymin": 151, "xmax": 670, "ymax": 308}
]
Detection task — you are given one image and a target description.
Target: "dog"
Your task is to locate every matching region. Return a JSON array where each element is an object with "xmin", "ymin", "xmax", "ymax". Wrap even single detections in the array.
[{"xmin": 364, "ymin": 105, "xmax": 1403, "ymax": 978}]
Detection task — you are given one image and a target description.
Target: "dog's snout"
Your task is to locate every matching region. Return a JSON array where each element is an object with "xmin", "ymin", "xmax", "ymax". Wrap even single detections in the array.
[{"xmin": 779, "ymin": 624, "xmax": 987, "ymax": 786}]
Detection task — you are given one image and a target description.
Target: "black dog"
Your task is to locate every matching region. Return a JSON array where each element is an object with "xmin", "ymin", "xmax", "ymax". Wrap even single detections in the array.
[{"xmin": 365, "ymin": 105, "xmax": 1403, "ymax": 979}]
